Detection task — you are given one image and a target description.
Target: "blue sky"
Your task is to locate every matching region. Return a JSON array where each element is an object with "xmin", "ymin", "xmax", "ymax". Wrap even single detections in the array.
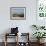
[{"xmin": 12, "ymin": 8, "xmax": 24, "ymax": 14}]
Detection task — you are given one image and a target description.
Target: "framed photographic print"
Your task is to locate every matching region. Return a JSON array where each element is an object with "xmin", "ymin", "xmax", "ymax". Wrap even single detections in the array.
[
  {"xmin": 37, "ymin": 0, "xmax": 46, "ymax": 18},
  {"xmin": 36, "ymin": 0, "xmax": 46, "ymax": 26},
  {"xmin": 10, "ymin": 7, "xmax": 26, "ymax": 20}
]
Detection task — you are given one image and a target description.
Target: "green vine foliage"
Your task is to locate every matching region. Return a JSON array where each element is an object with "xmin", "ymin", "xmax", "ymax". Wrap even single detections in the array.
[
  {"xmin": 32, "ymin": 25, "xmax": 45, "ymax": 30},
  {"xmin": 33, "ymin": 32, "xmax": 46, "ymax": 39}
]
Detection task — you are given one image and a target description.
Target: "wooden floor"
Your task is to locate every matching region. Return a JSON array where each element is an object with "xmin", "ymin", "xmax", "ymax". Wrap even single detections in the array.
[{"xmin": 0, "ymin": 42, "xmax": 46, "ymax": 46}]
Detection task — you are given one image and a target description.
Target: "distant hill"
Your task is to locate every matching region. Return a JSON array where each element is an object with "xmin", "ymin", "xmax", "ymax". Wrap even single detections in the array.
[{"xmin": 12, "ymin": 13, "xmax": 24, "ymax": 17}]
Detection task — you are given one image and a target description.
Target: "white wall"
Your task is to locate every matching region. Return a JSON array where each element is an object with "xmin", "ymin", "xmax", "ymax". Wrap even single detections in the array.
[{"xmin": 0, "ymin": 0, "xmax": 37, "ymax": 42}]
